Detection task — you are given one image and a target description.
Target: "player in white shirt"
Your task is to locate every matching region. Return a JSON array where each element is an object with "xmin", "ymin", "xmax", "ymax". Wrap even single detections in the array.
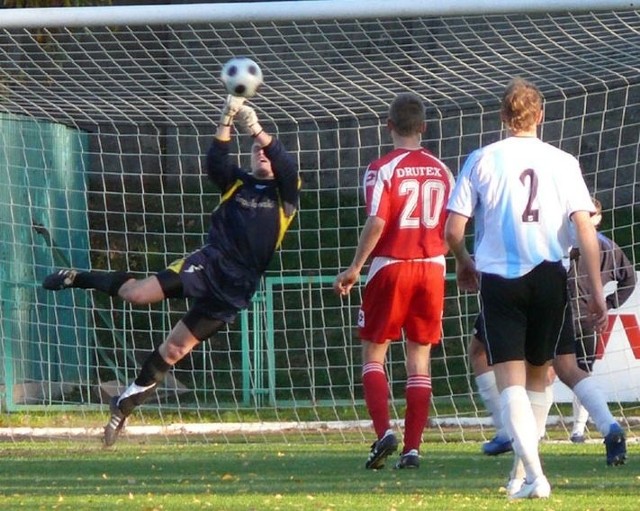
[{"xmin": 445, "ymin": 78, "xmax": 624, "ymax": 500}]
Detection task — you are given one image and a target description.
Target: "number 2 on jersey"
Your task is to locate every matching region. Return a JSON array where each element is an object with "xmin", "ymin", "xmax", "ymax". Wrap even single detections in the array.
[
  {"xmin": 398, "ymin": 179, "xmax": 447, "ymax": 229},
  {"xmin": 520, "ymin": 168, "xmax": 539, "ymax": 222}
]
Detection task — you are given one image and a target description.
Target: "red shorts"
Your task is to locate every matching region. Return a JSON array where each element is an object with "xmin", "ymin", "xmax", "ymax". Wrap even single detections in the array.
[{"xmin": 358, "ymin": 257, "xmax": 445, "ymax": 344}]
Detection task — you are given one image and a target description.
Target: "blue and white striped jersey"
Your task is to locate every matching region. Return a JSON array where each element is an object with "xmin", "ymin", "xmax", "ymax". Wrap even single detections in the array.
[{"xmin": 447, "ymin": 136, "xmax": 594, "ymax": 278}]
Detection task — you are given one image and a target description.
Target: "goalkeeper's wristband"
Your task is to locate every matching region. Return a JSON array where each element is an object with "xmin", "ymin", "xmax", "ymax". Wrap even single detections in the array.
[
  {"xmin": 247, "ymin": 121, "xmax": 264, "ymax": 137},
  {"xmin": 220, "ymin": 114, "xmax": 234, "ymax": 127}
]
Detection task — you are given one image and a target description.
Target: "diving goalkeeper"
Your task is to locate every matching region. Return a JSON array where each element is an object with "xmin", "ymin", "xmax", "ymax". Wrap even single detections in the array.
[{"xmin": 42, "ymin": 95, "xmax": 301, "ymax": 446}]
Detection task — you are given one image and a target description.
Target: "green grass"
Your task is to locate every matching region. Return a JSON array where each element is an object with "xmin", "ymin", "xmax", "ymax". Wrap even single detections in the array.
[{"xmin": 0, "ymin": 439, "xmax": 637, "ymax": 510}]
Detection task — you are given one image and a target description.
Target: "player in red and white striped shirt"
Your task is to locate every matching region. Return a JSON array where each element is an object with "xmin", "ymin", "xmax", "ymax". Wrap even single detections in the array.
[{"xmin": 334, "ymin": 92, "xmax": 454, "ymax": 470}]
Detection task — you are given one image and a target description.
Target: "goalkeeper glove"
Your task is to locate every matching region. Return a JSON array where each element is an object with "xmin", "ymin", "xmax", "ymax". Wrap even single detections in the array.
[
  {"xmin": 234, "ymin": 105, "xmax": 264, "ymax": 137},
  {"xmin": 219, "ymin": 95, "xmax": 246, "ymax": 127}
]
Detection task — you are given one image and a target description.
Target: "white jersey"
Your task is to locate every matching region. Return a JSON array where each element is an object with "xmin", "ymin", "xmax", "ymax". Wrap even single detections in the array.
[{"xmin": 447, "ymin": 136, "xmax": 595, "ymax": 278}]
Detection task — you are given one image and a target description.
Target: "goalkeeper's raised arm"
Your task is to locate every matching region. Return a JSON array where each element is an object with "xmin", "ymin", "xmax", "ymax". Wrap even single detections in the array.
[{"xmin": 209, "ymin": 97, "xmax": 300, "ymax": 221}]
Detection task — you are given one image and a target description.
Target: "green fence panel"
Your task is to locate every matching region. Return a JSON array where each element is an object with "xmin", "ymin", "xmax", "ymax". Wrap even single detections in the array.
[{"xmin": 0, "ymin": 113, "xmax": 91, "ymax": 409}]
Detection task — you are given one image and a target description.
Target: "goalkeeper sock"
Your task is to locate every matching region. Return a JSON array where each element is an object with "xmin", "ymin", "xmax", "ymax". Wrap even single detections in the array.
[
  {"xmin": 117, "ymin": 382, "xmax": 157, "ymax": 415},
  {"xmin": 135, "ymin": 348, "xmax": 172, "ymax": 387},
  {"xmin": 74, "ymin": 271, "xmax": 134, "ymax": 296},
  {"xmin": 403, "ymin": 374, "xmax": 432, "ymax": 452},
  {"xmin": 362, "ymin": 362, "xmax": 390, "ymax": 439},
  {"xmin": 116, "ymin": 349, "xmax": 172, "ymax": 415}
]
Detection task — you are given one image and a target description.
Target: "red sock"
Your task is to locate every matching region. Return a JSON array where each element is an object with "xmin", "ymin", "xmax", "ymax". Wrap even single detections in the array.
[
  {"xmin": 362, "ymin": 362, "xmax": 390, "ymax": 438},
  {"xmin": 403, "ymin": 374, "xmax": 432, "ymax": 453}
]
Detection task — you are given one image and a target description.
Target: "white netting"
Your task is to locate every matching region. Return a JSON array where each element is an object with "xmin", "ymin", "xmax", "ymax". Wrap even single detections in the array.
[{"xmin": 0, "ymin": 3, "xmax": 638, "ymax": 443}]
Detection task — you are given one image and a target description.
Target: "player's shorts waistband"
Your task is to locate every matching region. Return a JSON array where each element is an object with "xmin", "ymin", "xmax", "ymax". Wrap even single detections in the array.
[{"xmin": 367, "ymin": 255, "xmax": 446, "ymax": 282}]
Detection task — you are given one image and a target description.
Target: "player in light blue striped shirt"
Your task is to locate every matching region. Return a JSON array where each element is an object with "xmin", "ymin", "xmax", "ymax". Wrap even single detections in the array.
[{"xmin": 445, "ymin": 78, "xmax": 622, "ymax": 500}]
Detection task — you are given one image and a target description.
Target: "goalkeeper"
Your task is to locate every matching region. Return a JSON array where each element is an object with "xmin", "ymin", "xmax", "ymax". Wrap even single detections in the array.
[{"xmin": 42, "ymin": 95, "xmax": 301, "ymax": 447}]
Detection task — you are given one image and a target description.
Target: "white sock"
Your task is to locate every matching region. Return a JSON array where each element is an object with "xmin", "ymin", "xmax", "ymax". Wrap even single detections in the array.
[
  {"xmin": 511, "ymin": 456, "xmax": 526, "ymax": 480},
  {"xmin": 527, "ymin": 390, "xmax": 550, "ymax": 439},
  {"xmin": 501, "ymin": 385, "xmax": 543, "ymax": 482},
  {"xmin": 476, "ymin": 372, "xmax": 507, "ymax": 438},
  {"xmin": 511, "ymin": 387, "xmax": 553, "ymax": 481},
  {"xmin": 572, "ymin": 378, "xmax": 615, "ymax": 436},
  {"xmin": 571, "ymin": 395, "xmax": 590, "ymax": 436},
  {"xmin": 545, "ymin": 385, "xmax": 555, "ymax": 423}
]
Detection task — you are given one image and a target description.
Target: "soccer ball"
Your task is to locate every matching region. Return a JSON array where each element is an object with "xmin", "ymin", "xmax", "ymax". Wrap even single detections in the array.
[{"xmin": 220, "ymin": 57, "xmax": 263, "ymax": 98}]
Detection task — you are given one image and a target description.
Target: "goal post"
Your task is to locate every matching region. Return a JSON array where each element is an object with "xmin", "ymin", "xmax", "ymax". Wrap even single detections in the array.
[
  {"xmin": 0, "ymin": 0, "xmax": 636, "ymax": 27},
  {"xmin": 0, "ymin": 1, "xmax": 638, "ymax": 443}
]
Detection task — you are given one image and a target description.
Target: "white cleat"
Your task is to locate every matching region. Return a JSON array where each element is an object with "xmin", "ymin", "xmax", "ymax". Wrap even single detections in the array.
[
  {"xmin": 508, "ymin": 475, "xmax": 551, "ymax": 500},
  {"xmin": 505, "ymin": 477, "xmax": 524, "ymax": 497}
]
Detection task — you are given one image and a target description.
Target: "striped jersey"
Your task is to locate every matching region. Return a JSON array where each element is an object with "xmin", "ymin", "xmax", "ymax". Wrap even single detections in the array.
[
  {"xmin": 364, "ymin": 147, "xmax": 454, "ymax": 259},
  {"xmin": 447, "ymin": 136, "xmax": 594, "ymax": 278}
]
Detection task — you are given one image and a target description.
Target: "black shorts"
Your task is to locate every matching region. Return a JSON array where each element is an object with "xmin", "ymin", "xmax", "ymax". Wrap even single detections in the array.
[
  {"xmin": 479, "ymin": 260, "xmax": 573, "ymax": 366},
  {"xmin": 575, "ymin": 319, "xmax": 598, "ymax": 371},
  {"xmin": 156, "ymin": 244, "xmax": 260, "ymax": 324},
  {"xmin": 473, "ymin": 307, "xmax": 576, "ymax": 364}
]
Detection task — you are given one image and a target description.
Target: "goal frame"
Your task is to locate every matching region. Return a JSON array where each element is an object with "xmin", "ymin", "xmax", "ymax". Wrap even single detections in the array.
[
  {"xmin": 0, "ymin": 0, "xmax": 637, "ymax": 442},
  {"xmin": 0, "ymin": 0, "xmax": 635, "ymax": 29}
]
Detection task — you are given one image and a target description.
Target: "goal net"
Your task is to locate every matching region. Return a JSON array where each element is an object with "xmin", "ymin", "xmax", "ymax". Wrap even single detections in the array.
[{"xmin": 0, "ymin": 0, "xmax": 638, "ymax": 444}]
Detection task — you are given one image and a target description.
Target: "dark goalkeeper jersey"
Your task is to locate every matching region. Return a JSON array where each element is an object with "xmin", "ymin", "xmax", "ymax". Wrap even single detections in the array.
[{"xmin": 205, "ymin": 137, "xmax": 300, "ymax": 275}]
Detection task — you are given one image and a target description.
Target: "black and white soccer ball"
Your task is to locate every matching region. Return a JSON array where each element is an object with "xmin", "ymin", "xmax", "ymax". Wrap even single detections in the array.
[{"xmin": 220, "ymin": 57, "xmax": 263, "ymax": 98}]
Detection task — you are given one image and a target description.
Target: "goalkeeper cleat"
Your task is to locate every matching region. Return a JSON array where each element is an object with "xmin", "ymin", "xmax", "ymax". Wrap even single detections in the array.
[
  {"xmin": 42, "ymin": 269, "xmax": 78, "ymax": 291},
  {"xmin": 103, "ymin": 395, "xmax": 130, "ymax": 447},
  {"xmin": 394, "ymin": 449, "xmax": 420, "ymax": 469},
  {"xmin": 508, "ymin": 475, "xmax": 551, "ymax": 500},
  {"xmin": 604, "ymin": 423, "xmax": 626, "ymax": 466},
  {"xmin": 365, "ymin": 430, "xmax": 398, "ymax": 469},
  {"xmin": 482, "ymin": 435, "xmax": 513, "ymax": 456}
]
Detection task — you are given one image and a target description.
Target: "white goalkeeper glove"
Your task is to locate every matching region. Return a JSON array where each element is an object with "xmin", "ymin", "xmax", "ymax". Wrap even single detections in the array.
[
  {"xmin": 219, "ymin": 95, "xmax": 246, "ymax": 127},
  {"xmin": 234, "ymin": 105, "xmax": 264, "ymax": 137}
]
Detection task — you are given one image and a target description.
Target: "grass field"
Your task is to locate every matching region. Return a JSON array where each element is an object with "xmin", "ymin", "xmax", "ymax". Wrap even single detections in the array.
[{"xmin": 0, "ymin": 437, "xmax": 637, "ymax": 510}]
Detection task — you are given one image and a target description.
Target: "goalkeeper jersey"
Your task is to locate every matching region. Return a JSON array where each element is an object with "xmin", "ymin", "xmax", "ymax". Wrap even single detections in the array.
[
  {"xmin": 205, "ymin": 137, "xmax": 300, "ymax": 274},
  {"xmin": 447, "ymin": 136, "xmax": 594, "ymax": 278}
]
